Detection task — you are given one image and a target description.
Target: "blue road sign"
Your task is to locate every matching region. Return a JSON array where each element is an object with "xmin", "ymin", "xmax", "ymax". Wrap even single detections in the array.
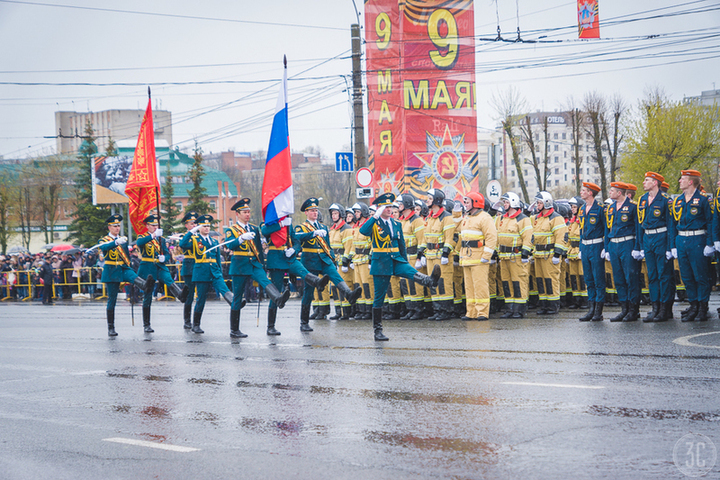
[{"xmin": 335, "ymin": 152, "xmax": 354, "ymax": 172}]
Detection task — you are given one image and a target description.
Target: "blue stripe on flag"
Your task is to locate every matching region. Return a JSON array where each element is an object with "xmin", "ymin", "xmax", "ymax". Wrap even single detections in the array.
[{"xmin": 266, "ymin": 108, "xmax": 288, "ymax": 162}]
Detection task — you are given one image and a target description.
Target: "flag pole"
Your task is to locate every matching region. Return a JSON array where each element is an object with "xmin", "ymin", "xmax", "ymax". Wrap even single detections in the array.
[{"xmin": 148, "ymin": 87, "xmax": 162, "ymax": 227}]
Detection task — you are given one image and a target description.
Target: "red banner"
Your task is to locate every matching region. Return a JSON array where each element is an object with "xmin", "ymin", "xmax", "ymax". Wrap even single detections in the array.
[
  {"xmin": 365, "ymin": 0, "xmax": 478, "ymax": 200},
  {"xmin": 578, "ymin": 0, "xmax": 600, "ymax": 39},
  {"xmin": 125, "ymin": 98, "xmax": 160, "ymax": 235}
]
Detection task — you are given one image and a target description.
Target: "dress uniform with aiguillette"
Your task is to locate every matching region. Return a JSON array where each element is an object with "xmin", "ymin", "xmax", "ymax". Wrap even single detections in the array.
[
  {"xmin": 99, "ymin": 214, "xmax": 155, "ymax": 336},
  {"xmin": 358, "ymin": 193, "xmax": 441, "ymax": 341},
  {"xmin": 180, "ymin": 211, "xmax": 199, "ymax": 329}
]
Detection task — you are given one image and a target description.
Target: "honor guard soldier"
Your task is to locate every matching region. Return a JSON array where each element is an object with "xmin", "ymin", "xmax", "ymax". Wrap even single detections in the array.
[
  {"xmin": 638, "ymin": 172, "xmax": 675, "ymax": 322},
  {"xmin": 179, "ymin": 211, "xmax": 199, "ymax": 329},
  {"xmin": 566, "ymin": 197, "xmax": 588, "ymax": 309},
  {"xmin": 136, "ymin": 214, "xmax": 185, "ymax": 332},
  {"xmin": 497, "ymin": 192, "xmax": 533, "ymax": 318},
  {"xmin": 424, "ymin": 188, "xmax": 457, "ymax": 320},
  {"xmin": 458, "ymin": 192, "xmax": 498, "ymax": 321},
  {"xmin": 225, "ymin": 198, "xmax": 290, "ymax": 338},
  {"xmin": 359, "ymin": 193, "xmax": 441, "ymax": 340},
  {"xmin": 262, "ymin": 215, "xmax": 330, "ymax": 335},
  {"xmin": 296, "ymin": 197, "xmax": 361, "ymax": 332},
  {"xmin": 532, "ymin": 192, "xmax": 568, "ymax": 315},
  {"xmin": 672, "ymin": 170, "xmax": 714, "ymax": 322},
  {"xmin": 98, "ymin": 214, "xmax": 155, "ymax": 336},
  {"xmin": 328, "ymin": 203, "xmax": 354, "ymax": 320},
  {"xmin": 604, "ymin": 182, "xmax": 642, "ymax": 322},
  {"xmin": 179, "ymin": 215, "xmax": 234, "ymax": 333},
  {"xmin": 579, "ymin": 182, "xmax": 606, "ymax": 321}
]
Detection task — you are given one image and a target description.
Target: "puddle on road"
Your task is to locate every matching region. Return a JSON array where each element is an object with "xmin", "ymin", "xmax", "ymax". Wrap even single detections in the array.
[
  {"xmin": 365, "ymin": 430, "xmax": 498, "ymax": 455},
  {"xmin": 193, "ymin": 411, "xmax": 220, "ymax": 425},
  {"xmin": 188, "ymin": 378, "xmax": 223, "ymax": 385},
  {"xmin": 111, "ymin": 404, "xmax": 132, "ymax": 413},
  {"xmin": 107, "ymin": 372, "xmax": 137, "ymax": 379},
  {"xmin": 144, "ymin": 375, "xmax": 172, "ymax": 382},
  {"xmin": 588, "ymin": 405, "xmax": 720, "ymax": 421},
  {"xmin": 140, "ymin": 406, "xmax": 171, "ymax": 418},
  {"xmin": 239, "ymin": 416, "xmax": 327, "ymax": 436}
]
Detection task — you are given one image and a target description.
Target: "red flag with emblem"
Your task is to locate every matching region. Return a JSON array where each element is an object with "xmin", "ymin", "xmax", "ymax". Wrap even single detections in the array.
[
  {"xmin": 125, "ymin": 96, "xmax": 160, "ymax": 235},
  {"xmin": 578, "ymin": 0, "xmax": 600, "ymax": 39}
]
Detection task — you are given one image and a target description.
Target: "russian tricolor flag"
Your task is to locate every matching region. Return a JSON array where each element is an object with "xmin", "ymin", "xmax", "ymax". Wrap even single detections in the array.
[{"xmin": 262, "ymin": 56, "xmax": 294, "ymax": 246}]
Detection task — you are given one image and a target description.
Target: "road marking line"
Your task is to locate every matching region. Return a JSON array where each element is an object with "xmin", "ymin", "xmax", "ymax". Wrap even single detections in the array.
[
  {"xmin": 500, "ymin": 381, "xmax": 604, "ymax": 389},
  {"xmin": 673, "ymin": 331, "xmax": 720, "ymax": 349},
  {"xmin": 103, "ymin": 437, "xmax": 200, "ymax": 452}
]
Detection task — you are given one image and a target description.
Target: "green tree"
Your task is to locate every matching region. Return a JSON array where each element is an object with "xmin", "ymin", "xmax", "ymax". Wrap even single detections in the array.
[
  {"xmin": 67, "ymin": 121, "xmax": 110, "ymax": 246},
  {"xmin": 622, "ymin": 90, "xmax": 720, "ymax": 191},
  {"xmin": 105, "ymin": 136, "xmax": 118, "ymax": 156},
  {"xmin": 160, "ymin": 160, "xmax": 182, "ymax": 234},
  {"xmin": 185, "ymin": 142, "xmax": 211, "ymax": 215}
]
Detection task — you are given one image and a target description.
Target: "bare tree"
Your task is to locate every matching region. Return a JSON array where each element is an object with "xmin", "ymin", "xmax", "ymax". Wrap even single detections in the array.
[
  {"xmin": 492, "ymin": 87, "xmax": 530, "ymax": 202},
  {"xmin": 583, "ymin": 92, "xmax": 610, "ymax": 198},
  {"xmin": 564, "ymin": 96, "xmax": 585, "ymax": 195},
  {"xmin": 604, "ymin": 93, "xmax": 626, "ymax": 182}
]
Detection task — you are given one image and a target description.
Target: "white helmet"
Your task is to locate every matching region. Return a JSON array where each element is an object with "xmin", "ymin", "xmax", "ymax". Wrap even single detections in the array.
[
  {"xmin": 501, "ymin": 192, "xmax": 521, "ymax": 209},
  {"xmin": 535, "ymin": 191, "xmax": 553, "ymax": 210}
]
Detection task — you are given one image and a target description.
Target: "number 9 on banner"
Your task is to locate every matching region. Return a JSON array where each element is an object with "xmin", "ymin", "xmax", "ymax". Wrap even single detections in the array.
[
  {"xmin": 428, "ymin": 9, "xmax": 458, "ymax": 70},
  {"xmin": 375, "ymin": 12, "xmax": 391, "ymax": 50}
]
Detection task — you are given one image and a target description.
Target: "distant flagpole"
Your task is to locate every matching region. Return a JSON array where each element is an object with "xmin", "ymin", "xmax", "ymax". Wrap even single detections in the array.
[
  {"xmin": 125, "ymin": 88, "xmax": 161, "ymax": 235},
  {"xmin": 261, "ymin": 56, "xmax": 294, "ymax": 248}
]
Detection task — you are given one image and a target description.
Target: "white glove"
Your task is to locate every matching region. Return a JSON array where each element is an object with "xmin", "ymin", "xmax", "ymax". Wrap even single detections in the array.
[
  {"xmin": 115, "ymin": 236, "xmax": 127, "ymax": 245},
  {"xmin": 415, "ymin": 259, "xmax": 422, "ymax": 268},
  {"xmin": 313, "ymin": 229, "xmax": 327, "ymax": 237},
  {"xmin": 529, "ymin": 256, "xmax": 535, "ymax": 264},
  {"xmin": 440, "ymin": 256, "xmax": 449, "ymax": 265},
  {"xmin": 284, "ymin": 247, "xmax": 295, "ymax": 257},
  {"xmin": 420, "ymin": 256, "xmax": 427, "ymax": 267},
  {"xmin": 341, "ymin": 266, "xmax": 348, "ymax": 273},
  {"xmin": 489, "ymin": 258, "xmax": 497, "ymax": 264},
  {"xmin": 240, "ymin": 231, "xmax": 255, "ymax": 241},
  {"xmin": 152, "ymin": 228, "xmax": 163, "ymax": 238},
  {"xmin": 704, "ymin": 245, "xmax": 715, "ymax": 257},
  {"xmin": 639, "ymin": 250, "xmax": 645, "ymax": 260},
  {"xmin": 521, "ymin": 257, "xmax": 529, "ymax": 264},
  {"xmin": 158, "ymin": 255, "xmax": 166, "ymax": 263},
  {"xmin": 631, "ymin": 250, "xmax": 642, "ymax": 261},
  {"xmin": 480, "ymin": 258, "xmax": 489, "ymax": 263},
  {"xmin": 373, "ymin": 205, "xmax": 386, "ymax": 219},
  {"xmin": 671, "ymin": 248, "xmax": 678, "ymax": 259},
  {"xmin": 666, "ymin": 251, "xmax": 673, "ymax": 260},
  {"xmin": 552, "ymin": 256, "xmax": 560, "ymax": 265},
  {"xmin": 600, "ymin": 249, "xmax": 606, "ymax": 259},
  {"xmin": 190, "ymin": 225, "xmax": 201, "ymax": 234},
  {"xmin": 577, "ymin": 250, "xmax": 582, "ymax": 260},
  {"xmin": 565, "ymin": 258, "xmax": 569, "ymax": 264},
  {"xmin": 350, "ymin": 263, "xmax": 355, "ymax": 270},
  {"xmin": 453, "ymin": 201, "xmax": 463, "ymax": 212},
  {"xmin": 604, "ymin": 252, "xmax": 611, "ymax": 261},
  {"xmin": 280, "ymin": 217, "xmax": 292, "ymax": 227},
  {"xmin": 715, "ymin": 241, "xmax": 720, "ymax": 252}
]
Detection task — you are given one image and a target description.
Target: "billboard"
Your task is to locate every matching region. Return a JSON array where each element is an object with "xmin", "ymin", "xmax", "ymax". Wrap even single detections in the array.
[{"xmin": 365, "ymin": 0, "xmax": 478, "ymax": 200}]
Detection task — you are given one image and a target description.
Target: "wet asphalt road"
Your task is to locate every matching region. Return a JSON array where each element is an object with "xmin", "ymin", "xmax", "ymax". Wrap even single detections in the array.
[{"xmin": 1, "ymin": 297, "xmax": 719, "ymax": 479}]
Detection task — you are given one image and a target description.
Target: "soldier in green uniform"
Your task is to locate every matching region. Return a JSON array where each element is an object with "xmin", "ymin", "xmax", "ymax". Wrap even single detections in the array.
[
  {"xmin": 98, "ymin": 214, "xmax": 155, "ymax": 336},
  {"xmin": 179, "ymin": 211, "xmax": 199, "ymax": 329},
  {"xmin": 295, "ymin": 197, "xmax": 361, "ymax": 332},
  {"xmin": 135, "ymin": 214, "xmax": 185, "ymax": 332},
  {"xmin": 359, "ymin": 193, "xmax": 441, "ymax": 341},
  {"xmin": 179, "ymin": 214, "xmax": 234, "ymax": 334}
]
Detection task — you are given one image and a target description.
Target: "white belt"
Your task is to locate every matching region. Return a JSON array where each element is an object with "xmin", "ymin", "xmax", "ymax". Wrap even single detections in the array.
[
  {"xmin": 644, "ymin": 227, "xmax": 667, "ymax": 235},
  {"xmin": 610, "ymin": 235, "xmax": 635, "ymax": 243},
  {"xmin": 678, "ymin": 229, "xmax": 706, "ymax": 236},
  {"xmin": 581, "ymin": 238, "xmax": 603, "ymax": 245}
]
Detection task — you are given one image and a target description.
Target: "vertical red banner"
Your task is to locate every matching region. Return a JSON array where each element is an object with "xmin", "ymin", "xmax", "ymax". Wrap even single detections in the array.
[
  {"xmin": 365, "ymin": 0, "xmax": 478, "ymax": 200},
  {"xmin": 578, "ymin": 0, "xmax": 600, "ymax": 39}
]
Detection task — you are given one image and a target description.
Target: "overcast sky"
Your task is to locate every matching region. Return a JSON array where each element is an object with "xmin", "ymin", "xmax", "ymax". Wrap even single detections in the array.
[{"xmin": 0, "ymin": 0, "xmax": 718, "ymax": 160}]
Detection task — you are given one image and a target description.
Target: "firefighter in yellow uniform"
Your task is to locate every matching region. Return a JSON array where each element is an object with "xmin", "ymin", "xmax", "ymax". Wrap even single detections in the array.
[
  {"xmin": 566, "ymin": 196, "xmax": 588, "ymax": 309},
  {"xmin": 328, "ymin": 203, "xmax": 354, "ymax": 320},
  {"xmin": 497, "ymin": 192, "xmax": 533, "ymax": 318},
  {"xmin": 458, "ymin": 192, "xmax": 497, "ymax": 321},
  {"xmin": 447, "ymin": 198, "xmax": 466, "ymax": 316},
  {"xmin": 532, "ymin": 191, "xmax": 568, "ymax": 315},
  {"xmin": 351, "ymin": 202, "xmax": 373, "ymax": 319},
  {"xmin": 398, "ymin": 194, "xmax": 427, "ymax": 319},
  {"xmin": 424, "ymin": 189, "xmax": 457, "ymax": 320}
]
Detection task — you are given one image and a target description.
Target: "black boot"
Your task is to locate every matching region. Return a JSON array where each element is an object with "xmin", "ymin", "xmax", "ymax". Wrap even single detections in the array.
[
  {"xmin": 107, "ymin": 309, "xmax": 117, "ymax": 336},
  {"xmin": 316, "ymin": 304, "xmax": 330, "ymax": 319},
  {"xmin": 373, "ymin": 307, "xmax": 389, "ymax": 341},
  {"xmin": 653, "ymin": 302, "xmax": 669, "ymax": 322},
  {"xmin": 591, "ymin": 302, "xmax": 604, "ymax": 321},
  {"xmin": 577, "ymin": 297, "xmax": 589, "ymax": 309},
  {"xmin": 610, "ymin": 302, "xmax": 629, "ymax": 322},
  {"xmin": 566, "ymin": 296, "xmax": 579, "ymax": 309},
  {"xmin": 304, "ymin": 273, "xmax": 331, "ymax": 290},
  {"xmin": 142, "ymin": 306, "xmax": 154, "ymax": 332},
  {"xmin": 412, "ymin": 265, "xmax": 441, "ymax": 289},
  {"xmin": 536, "ymin": 300, "xmax": 549, "ymax": 315},
  {"xmin": 329, "ymin": 305, "xmax": 342, "ymax": 320},
  {"xmin": 192, "ymin": 310, "xmax": 204, "ymax": 333},
  {"xmin": 309, "ymin": 306, "xmax": 319, "ymax": 319},
  {"xmin": 183, "ymin": 303, "xmax": 192, "ymax": 329},
  {"xmin": 512, "ymin": 303, "xmax": 526, "ymax": 319},
  {"xmin": 579, "ymin": 301, "xmax": 595, "ymax": 321},
  {"xmin": 500, "ymin": 303, "xmax": 515, "ymax": 318},
  {"xmin": 546, "ymin": 300, "xmax": 560, "ymax": 315},
  {"xmin": 230, "ymin": 309, "xmax": 247, "ymax": 338},
  {"xmin": 622, "ymin": 303, "xmax": 639, "ymax": 322},
  {"xmin": 168, "ymin": 283, "xmax": 185, "ymax": 302},
  {"xmin": 340, "ymin": 306, "xmax": 351, "ymax": 320},
  {"xmin": 267, "ymin": 307, "xmax": 281, "ymax": 335},
  {"xmin": 697, "ymin": 301, "xmax": 710, "ymax": 322},
  {"xmin": 266, "ymin": 283, "xmax": 290, "ymax": 309},
  {"xmin": 223, "ymin": 291, "xmax": 234, "ymax": 306},
  {"xmin": 682, "ymin": 301, "xmax": 699, "ymax": 322},
  {"xmin": 177, "ymin": 284, "xmax": 190, "ymax": 303},
  {"xmin": 643, "ymin": 302, "xmax": 660, "ymax": 323},
  {"xmin": 337, "ymin": 281, "xmax": 362, "ymax": 305},
  {"xmin": 300, "ymin": 303, "xmax": 313, "ymax": 332},
  {"xmin": 665, "ymin": 300, "xmax": 675, "ymax": 320},
  {"xmin": 134, "ymin": 274, "xmax": 155, "ymax": 297}
]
